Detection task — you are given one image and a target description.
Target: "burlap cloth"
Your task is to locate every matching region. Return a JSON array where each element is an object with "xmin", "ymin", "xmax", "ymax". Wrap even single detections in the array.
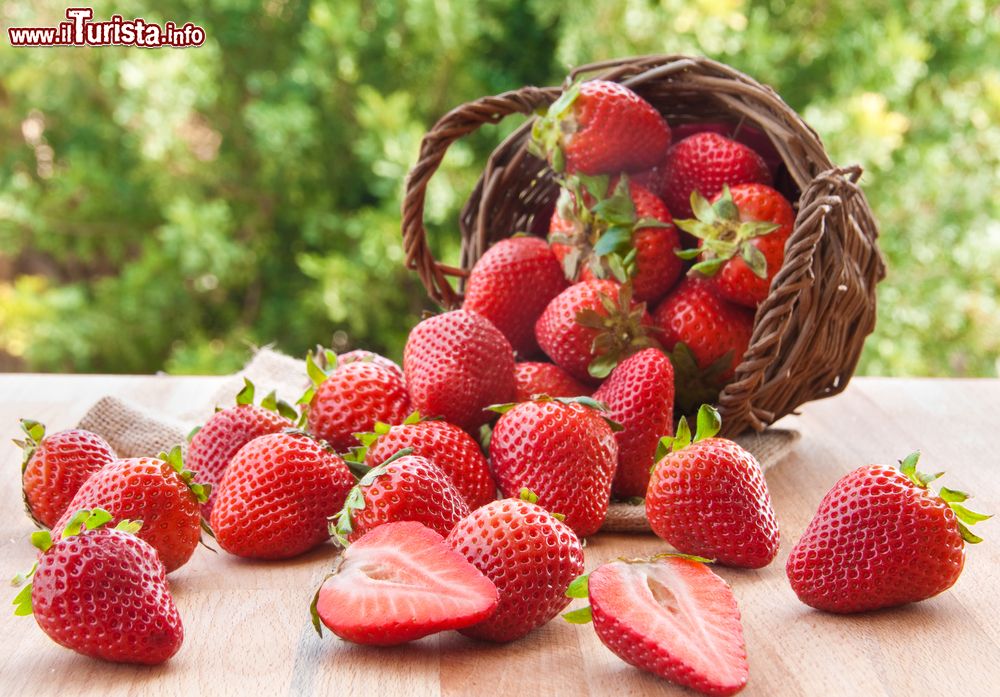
[{"xmin": 77, "ymin": 348, "xmax": 799, "ymax": 534}]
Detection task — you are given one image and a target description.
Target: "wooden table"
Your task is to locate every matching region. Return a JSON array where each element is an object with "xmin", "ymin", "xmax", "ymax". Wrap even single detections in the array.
[{"xmin": 0, "ymin": 375, "xmax": 997, "ymax": 696}]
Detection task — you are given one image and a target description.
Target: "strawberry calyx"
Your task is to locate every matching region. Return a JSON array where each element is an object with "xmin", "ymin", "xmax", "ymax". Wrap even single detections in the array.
[
  {"xmin": 529, "ymin": 83, "xmax": 582, "ymax": 174},
  {"xmin": 654, "ymin": 404, "xmax": 721, "ymax": 464},
  {"xmin": 517, "ymin": 487, "xmax": 567, "ymax": 522},
  {"xmin": 346, "ymin": 411, "xmax": 426, "ymax": 465},
  {"xmin": 486, "ymin": 396, "xmax": 623, "ymax": 432},
  {"xmin": 13, "ymin": 418, "xmax": 45, "ymax": 470},
  {"xmin": 575, "ymin": 282, "xmax": 659, "ymax": 379},
  {"xmin": 666, "ymin": 342, "xmax": 732, "ymax": 416},
  {"xmin": 295, "ymin": 348, "xmax": 339, "ymax": 426},
  {"xmin": 158, "ymin": 445, "xmax": 211, "ymax": 505},
  {"xmin": 329, "ymin": 447, "xmax": 414, "ymax": 547},
  {"xmin": 675, "ymin": 187, "xmax": 780, "ymax": 279},
  {"xmin": 11, "ymin": 508, "xmax": 142, "ymax": 617},
  {"xmin": 898, "ymin": 452, "xmax": 991, "ymax": 544},
  {"xmin": 233, "ymin": 377, "xmax": 299, "ymax": 422}
]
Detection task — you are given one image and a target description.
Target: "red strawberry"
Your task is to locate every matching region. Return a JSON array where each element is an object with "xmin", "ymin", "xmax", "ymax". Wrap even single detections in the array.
[
  {"xmin": 312, "ymin": 521, "xmax": 498, "ymax": 646},
  {"xmin": 565, "ymin": 555, "xmax": 749, "ymax": 696},
  {"xmin": 446, "ymin": 495, "xmax": 584, "ymax": 642},
  {"xmin": 358, "ymin": 414, "xmax": 496, "ymax": 510},
  {"xmin": 489, "ymin": 398, "xmax": 618, "ymax": 537},
  {"xmin": 463, "ymin": 236, "xmax": 568, "ymax": 357},
  {"xmin": 210, "ymin": 432, "xmax": 354, "ymax": 559},
  {"xmin": 304, "ymin": 353, "xmax": 411, "ymax": 452},
  {"xmin": 645, "ymin": 405, "xmax": 779, "ymax": 568},
  {"xmin": 514, "ymin": 362, "xmax": 591, "ymax": 402},
  {"xmin": 535, "ymin": 279, "xmax": 655, "ymax": 383},
  {"xmin": 671, "ymin": 121, "xmax": 783, "ymax": 177},
  {"xmin": 660, "ymin": 132, "xmax": 771, "ymax": 219},
  {"xmin": 786, "ymin": 452, "xmax": 990, "ymax": 613},
  {"xmin": 592, "ymin": 349, "xmax": 674, "ymax": 499},
  {"xmin": 16, "ymin": 419, "xmax": 116, "ymax": 528},
  {"xmin": 549, "ymin": 177, "xmax": 682, "ymax": 304},
  {"xmin": 13, "ymin": 509, "xmax": 183, "ymax": 665},
  {"xmin": 404, "ymin": 309, "xmax": 516, "ymax": 432},
  {"xmin": 53, "ymin": 448, "xmax": 207, "ymax": 573},
  {"xmin": 336, "ymin": 349, "xmax": 404, "ymax": 379},
  {"xmin": 332, "ymin": 452, "xmax": 470, "ymax": 544},
  {"xmin": 652, "ymin": 278, "xmax": 753, "ymax": 413},
  {"xmin": 531, "ymin": 80, "xmax": 670, "ymax": 175},
  {"xmin": 677, "ymin": 184, "xmax": 795, "ymax": 308},
  {"xmin": 186, "ymin": 379, "xmax": 295, "ymax": 519}
]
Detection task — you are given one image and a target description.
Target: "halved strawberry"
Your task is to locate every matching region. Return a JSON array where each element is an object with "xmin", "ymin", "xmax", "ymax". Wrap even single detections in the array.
[
  {"xmin": 565, "ymin": 555, "xmax": 749, "ymax": 696},
  {"xmin": 312, "ymin": 521, "xmax": 499, "ymax": 646}
]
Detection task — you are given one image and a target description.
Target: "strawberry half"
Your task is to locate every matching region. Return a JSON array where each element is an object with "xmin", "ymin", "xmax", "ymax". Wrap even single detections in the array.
[
  {"xmin": 786, "ymin": 452, "xmax": 990, "ymax": 613},
  {"xmin": 16, "ymin": 419, "xmax": 116, "ymax": 529},
  {"xmin": 312, "ymin": 521, "xmax": 498, "ymax": 646},
  {"xmin": 530, "ymin": 80, "xmax": 671, "ymax": 175},
  {"xmin": 564, "ymin": 555, "xmax": 749, "ymax": 696}
]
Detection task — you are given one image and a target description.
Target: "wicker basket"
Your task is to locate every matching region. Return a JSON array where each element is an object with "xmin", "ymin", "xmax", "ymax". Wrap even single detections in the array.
[{"xmin": 401, "ymin": 54, "xmax": 885, "ymax": 437}]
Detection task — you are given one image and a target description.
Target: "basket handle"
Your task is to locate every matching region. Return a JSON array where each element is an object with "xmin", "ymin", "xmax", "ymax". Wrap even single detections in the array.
[{"xmin": 402, "ymin": 85, "xmax": 562, "ymax": 308}]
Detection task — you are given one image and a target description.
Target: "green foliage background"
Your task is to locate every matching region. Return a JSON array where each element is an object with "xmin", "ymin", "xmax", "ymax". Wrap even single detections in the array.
[{"xmin": 1, "ymin": 0, "xmax": 998, "ymax": 376}]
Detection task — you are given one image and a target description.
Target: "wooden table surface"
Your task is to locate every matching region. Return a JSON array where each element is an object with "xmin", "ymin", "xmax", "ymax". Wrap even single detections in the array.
[{"xmin": 0, "ymin": 374, "xmax": 998, "ymax": 696}]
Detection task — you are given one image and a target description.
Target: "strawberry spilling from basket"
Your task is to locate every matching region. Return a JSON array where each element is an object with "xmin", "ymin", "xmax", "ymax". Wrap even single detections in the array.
[{"xmin": 12, "ymin": 56, "xmax": 980, "ymax": 697}]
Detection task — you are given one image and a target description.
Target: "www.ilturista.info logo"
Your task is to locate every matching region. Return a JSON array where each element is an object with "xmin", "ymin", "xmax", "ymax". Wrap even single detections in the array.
[{"xmin": 8, "ymin": 8, "xmax": 205, "ymax": 48}]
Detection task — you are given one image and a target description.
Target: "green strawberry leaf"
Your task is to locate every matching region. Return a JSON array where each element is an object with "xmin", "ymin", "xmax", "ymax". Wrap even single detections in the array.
[
  {"xmin": 236, "ymin": 378, "xmax": 255, "ymax": 406},
  {"xmin": 12, "ymin": 583, "xmax": 33, "ymax": 617},
  {"xmin": 565, "ymin": 574, "xmax": 589, "ymax": 599},
  {"xmin": 309, "ymin": 580, "xmax": 326, "ymax": 637},
  {"xmin": 674, "ymin": 247, "xmax": 703, "ymax": 261},
  {"xmin": 562, "ymin": 606, "xmax": 593, "ymax": 624},
  {"xmin": 519, "ymin": 488, "xmax": 539, "ymax": 504},
  {"xmin": 694, "ymin": 404, "xmax": 722, "ymax": 443},
  {"xmin": 740, "ymin": 243, "xmax": 769, "ymax": 279},
  {"xmin": 30, "ymin": 531, "xmax": 51, "ymax": 553}
]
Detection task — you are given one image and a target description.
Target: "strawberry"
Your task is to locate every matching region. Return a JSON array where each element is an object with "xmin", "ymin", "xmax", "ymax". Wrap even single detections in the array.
[
  {"xmin": 786, "ymin": 452, "xmax": 990, "ymax": 613},
  {"xmin": 356, "ymin": 413, "xmax": 496, "ymax": 510},
  {"xmin": 404, "ymin": 309, "xmax": 516, "ymax": 432},
  {"xmin": 13, "ymin": 509, "xmax": 183, "ymax": 665},
  {"xmin": 514, "ymin": 362, "xmax": 591, "ymax": 402},
  {"xmin": 660, "ymin": 132, "xmax": 771, "ymax": 219},
  {"xmin": 530, "ymin": 80, "xmax": 670, "ymax": 175},
  {"xmin": 488, "ymin": 398, "xmax": 618, "ymax": 537},
  {"xmin": 52, "ymin": 447, "xmax": 208, "ymax": 573},
  {"xmin": 336, "ymin": 349, "xmax": 404, "ymax": 379},
  {"xmin": 676, "ymin": 184, "xmax": 795, "ymax": 308},
  {"xmin": 535, "ymin": 279, "xmax": 655, "ymax": 382},
  {"xmin": 332, "ymin": 451, "xmax": 470, "ymax": 544},
  {"xmin": 671, "ymin": 121, "xmax": 783, "ymax": 177},
  {"xmin": 312, "ymin": 521, "xmax": 498, "ymax": 646},
  {"xmin": 645, "ymin": 405, "xmax": 779, "ymax": 568},
  {"xmin": 303, "ymin": 352, "xmax": 411, "ymax": 452},
  {"xmin": 563, "ymin": 555, "xmax": 749, "ymax": 696},
  {"xmin": 210, "ymin": 431, "xmax": 354, "ymax": 559},
  {"xmin": 652, "ymin": 278, "xmax": 753, "ymax": 414},
  {"xmin": 446, "ymin": 494, "xmax": 585, "ymax": 642},
  {"xmin": 592, "ymin": 349, "xmax": 674, "ymax": 499},
  {"xmin": 549, "ymin": 176, "xmax": 682, "ymax": 304},
  {"xmin": 463, "ymin": 236, "xmax": 568, "ymax": 357},
  {"xmin": 15, "ymin": 419, "xmax": 116, "ymax": 528},
  {"xmin": 186, "ymin": 379, "xmax": 296, "ymax": 519}
]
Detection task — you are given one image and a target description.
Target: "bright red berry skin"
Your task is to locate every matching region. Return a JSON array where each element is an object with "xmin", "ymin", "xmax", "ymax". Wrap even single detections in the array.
[
  {"xmin": 30, "ymin": 527, "xmax": 183, "ymax": 665},
  {"xmin": 53, "ymin": 457, "xmax": 203, "ymax": 573},
  {"xmin": 404, "ymin": 310, "xmax": 516, "ymax": 432},
  {"xmin": 308, "ymin": 362, "xmax": 411, "ymax": 452},
  {"xmin": 704, "ymin": 183, "xmax": 795, "ymax": 308},
  {"xmin": 661, "ymin": 132, "xmax": 771, "ymax": 219},
  {"xmin": 463, "ymin": 237, "xmax": 568, "ymax": 357},
  {"xmin": 593, "ymin": 349, "xmax": 675, "ymax": 499},
  {"xmin": 21, "ymin": 428, "xmax": 116, "ymax": 528},
  {"xmin": 535, "ymin": 279, "xmax": 651, "ymax": 383},
  {"xmin": 514, "ymin": 362, "xmax": 592, "ymax": 402},
  {"xmin": 446, "ymin": 498, "xmax": 585, "ymax": 642},
  {"xmin": 490, "ymin": 400, "xmax": 617, "ymax": 537},
  {"xmin": 363, "ymin": 420, "xmax": 496, "ymax": 510},
  {"xmin": 538, "ymin": 80, "xmax": 671, "ymax": 175},
  {"xmin": 344, "ymin": 455, "xmax": 470, "ymax": 542},
  {"xmin": 652, "ymin": 278, "xmax": 753, "ymax": 380},
  {"xmin": 646, "ymin": 438, "xmax": 779, "ymax": 568},
  {"xmin": 187, "ymin": 404, "xmax": 293, "ymax": 519},
  {"xmin": 337, "ymin": 349, "xmax": 404, "ymax": 379},
  {"xmin": 210, "ymin": 432, "xmax": 354, "ymax": 559},
  {"xmin": 671, "ymin": 121, "xmax": 783, "ymax": 177},
  {"xmin": 588, "ymin": 557, "xmax": 749, "ymax": 696},
  {"xmin": 786, "ymin": 465, "xmax": 968, "ymax": 613}
]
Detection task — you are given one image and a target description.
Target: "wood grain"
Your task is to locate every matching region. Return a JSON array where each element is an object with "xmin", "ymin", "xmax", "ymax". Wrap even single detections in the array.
[{"xmin": 0, "ymin": 375, "xmax": 997, "ymax": 696}]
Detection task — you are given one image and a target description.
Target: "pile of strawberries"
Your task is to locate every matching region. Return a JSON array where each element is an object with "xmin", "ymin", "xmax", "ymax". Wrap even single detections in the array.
[{"xmin": 10, "ymin": 79, "xmax": 991, "ymax": 696}]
